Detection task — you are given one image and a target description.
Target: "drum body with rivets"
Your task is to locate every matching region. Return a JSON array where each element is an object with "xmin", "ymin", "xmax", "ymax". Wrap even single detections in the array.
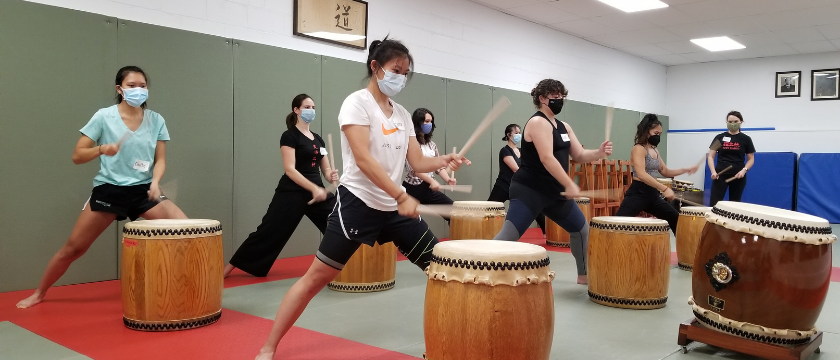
[
  {"xmin": 588, "ymin": 216, "xmax": 671, "ymax": 309},
  {"xmin": 546, "ymin": 198, "xmax": 591, "ymax": 247},
  {"xmin": 690, "ymin": 201, "xmax": 836, "ymax": 346},
  {"xmin": 675, "ymin": 206, "xmax": 712, "ymax": 271},
  {"xmin": 328, "ymin": 241, "xmax": 397, "ymax": 292},
  {"xmin": 449, "ymin": 201, "xmax": 506, "ymax": 240},
  {"xmin": 121, "ymin": 219, "xmax": 224, "ymax": 331},
  {"xmin": 424, "ymin": 240, "xmax": 555, "ymax": 360}
]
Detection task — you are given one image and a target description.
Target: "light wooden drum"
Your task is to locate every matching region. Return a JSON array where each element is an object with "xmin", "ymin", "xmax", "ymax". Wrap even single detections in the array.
[
  {"xmin": 328, "ymin": 242, "xmax": 397, "ymax": 292},
  {"xmin": 424, "ymin": 240, "xmax": 555, "ymax": 360},
  {"xmin": 674, "ymin": 179, "xmax": 694, "ymax": 192},
  {"xmin": 656, "ymin": 178, "xmax": 674, "ymax": 189},
  {"xmin": 690, "ymin": 201, "xmax": 836, "ymax": 346},
  {"xmin": 588, "ymin": 216, "xmax": 671, "ymax": 309},
  {"xmin": 675, "ymin": 206, "xmax": 711, "ymax": 271},
  {"xmin": 449, "ymin": 201, "xmax": 506, "ymax": 240},
  {"xmin": 121, "ymin": 219, "xmax": 223, "ymax": 331},
  {"xmin": 546, "ymin": 197, "xmax": 592, "ymax": 247}
]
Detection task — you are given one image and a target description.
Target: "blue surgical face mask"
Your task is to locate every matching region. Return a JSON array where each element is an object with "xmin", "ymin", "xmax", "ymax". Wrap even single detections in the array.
[
  {"xmin": 300, "ymin": 108, "xmax": 316, "ymax": 123},
  {"xmin": 377, "ymin": 67, "xmax": 406, "ymax": 97},
  {"xmin": 512, "ymin": 134, "xmax": 522, "ymax": 145},
  {"xmin": 421, "ymin": 123, "xmax": 433, "ymax": 134},
  {"xmin": 121, "ymin": 87, "xmax": 148, "ymax": 108}
]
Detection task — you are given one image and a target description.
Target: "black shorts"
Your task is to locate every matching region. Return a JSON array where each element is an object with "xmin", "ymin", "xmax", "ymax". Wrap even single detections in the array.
[
  {"xmin": 316, "ymin": 186, "xmax": 438, "ymax": 270},
  {"xmin": 88, "ymin": 183, "xmax": 166, "ymax": 221}
]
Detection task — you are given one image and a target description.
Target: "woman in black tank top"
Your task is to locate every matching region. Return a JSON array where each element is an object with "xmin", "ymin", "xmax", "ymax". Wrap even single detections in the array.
[{"xmin": 493, "ymin": 79, "xmax": 612, "ymax": 285}]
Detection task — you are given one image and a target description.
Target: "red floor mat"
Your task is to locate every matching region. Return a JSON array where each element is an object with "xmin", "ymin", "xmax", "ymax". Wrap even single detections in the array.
[{"xmin": 1, "ymin": 281, "xmax": 417, "ymax": 360}]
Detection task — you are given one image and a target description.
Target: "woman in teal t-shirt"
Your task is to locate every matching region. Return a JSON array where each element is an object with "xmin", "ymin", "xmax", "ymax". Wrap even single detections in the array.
[{"xmin": 17, "ymin": 66, "xmax": 187, "ymax": 309}]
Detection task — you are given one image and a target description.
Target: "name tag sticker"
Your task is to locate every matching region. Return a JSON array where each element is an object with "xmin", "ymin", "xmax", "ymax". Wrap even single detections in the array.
[
  {"xmin": 722, "ymin": 137, "xmax": 731, "ymax": 142},
  {"xmin": 561, "ymin": 134, "xmax": 570, "ymax": 142},
  {"xmin": 133, "ymin": 160, "xmax": 151, "ymax": 172},
  {"xmin": 320, "ymin": 147, "xmax": 328, "ymax": 155}
]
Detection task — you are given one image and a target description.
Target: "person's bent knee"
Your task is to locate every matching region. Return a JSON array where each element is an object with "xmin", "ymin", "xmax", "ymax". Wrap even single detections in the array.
[{"xmin": 58, "ymin": 243, "xmax": 89, "ymax": 260}]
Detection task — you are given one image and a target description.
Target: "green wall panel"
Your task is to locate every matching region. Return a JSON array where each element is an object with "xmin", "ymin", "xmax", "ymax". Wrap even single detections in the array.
[
  {"xmin": 393, "ymin": 74, "xmax": 449, "ymax": 237},
  {"xmin": 491, "ymin": 88, "xmax": 534, "ymax": 187},
  {"xmin": 445, "ymin": 80, "xmax": 494, "ymax": 201},
  {"xmin": 609, "ymin": 108, "xmax": 640, "ymax": 162},
  {"xmin": 232, "ymin": 41, "xmax": 323, "ymax": 260},
  {"xmin": 115, "ymin": 21, "xmax": 235, "ymax": 256},
  {"xmin": 658, "ymin": 115, "xmax": 669, "ymax": 163},
  {"xmin": 0, "ymin": 0, "xmax": 120, "ymax": 291}
]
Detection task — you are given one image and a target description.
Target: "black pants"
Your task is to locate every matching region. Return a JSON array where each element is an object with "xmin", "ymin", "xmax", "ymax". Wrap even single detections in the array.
[
  {"xmin": 229, "ymin": 186, "xmax": 336, "ymax": 277},
  {"xmin": 615, "ymin": 181, "xmax": 679, "ymax": 234},
  {"xmin": 403, "ymin": 181, "xmax": 453, "ymax": 221},
  {"xmin": 488, "ymin": 183, "xmax": 546, "ymax": 234},
  {"xmin": 710, "ymin": 175, "xmax": 746, "ymax": 207}
]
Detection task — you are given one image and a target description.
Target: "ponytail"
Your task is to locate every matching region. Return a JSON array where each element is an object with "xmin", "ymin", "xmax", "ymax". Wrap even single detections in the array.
[{"xmin": 286, "ymin": 93, "xmax": 311, "ymax": 130}]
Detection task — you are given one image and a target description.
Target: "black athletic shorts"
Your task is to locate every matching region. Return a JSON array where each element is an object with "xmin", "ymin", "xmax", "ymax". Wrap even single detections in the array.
[
  {"xmin": 316, "ymin": 186, "xmax": 438, "ymax": 270},
  {"xmin": 88, "ymin": 183, "xmax": 166, "ymax": 221}
]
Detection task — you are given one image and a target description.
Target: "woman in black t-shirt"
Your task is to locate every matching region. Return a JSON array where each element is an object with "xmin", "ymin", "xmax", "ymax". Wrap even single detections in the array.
[
  {"xmin": 488, "ymin": 124, "xmax": 546, "ymax": 234},
  {"xmin": 224, "ymin": 94, "xmax": 339, "ymax": 277},
  {"xmin": 708, "ymin": 110, "xmax": 755, "ymax": 207}
]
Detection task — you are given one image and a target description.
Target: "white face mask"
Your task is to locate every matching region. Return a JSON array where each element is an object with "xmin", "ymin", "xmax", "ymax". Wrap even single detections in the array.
[{"xmin": 377, "ymin": 67, "xmax": 406, "ymax": 97}]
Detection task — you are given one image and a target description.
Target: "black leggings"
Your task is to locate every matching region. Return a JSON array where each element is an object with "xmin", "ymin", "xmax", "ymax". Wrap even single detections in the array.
[
  {"xmin": 710, "ymin": 175, "xmax": 746, "ymax": 207},
  {"xmin": 487, "ymin": 183, "xmax": 546, "ymax": 234},
  {"xmin": 229, "ymin": 187, "xmax": 335, "ymax": 277},
  {"xmin": 494, "ymin": 181, "xmax": 588, "ymax": 275},
  {"xmin": 615, "ymin": 181, "xmax": 679, "ymax": 234},
  {"xmin": 403, "ymin": 181, "xmax": 453, "ymax": 221}
]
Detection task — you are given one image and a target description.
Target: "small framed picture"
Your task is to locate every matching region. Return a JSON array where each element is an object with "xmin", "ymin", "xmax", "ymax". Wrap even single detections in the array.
[
  {"xmin": 812, "ymin": 68, "xmax": 840, "ymax": 101},
  {"xmin": 293, "ymin": 0, "xmax": 368, "ymax": 49},
  {"xmin": 775, "ymin": 71, "xmax": 800, "ymax": 98}
]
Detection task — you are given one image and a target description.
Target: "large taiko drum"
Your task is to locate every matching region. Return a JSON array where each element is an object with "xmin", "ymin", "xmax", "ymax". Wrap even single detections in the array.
[
  {"xmin": 121, "ymin": 219, "xmax": 224, "ymax": 331},
  {"xmin": 690, "ymin": 201, "xmax": 836, "ymax": 346},
  {"xmin": 546, "ymin": 197, "xmax": 591, "ymax": 247},
  {"xmin": 588, "ymin": 216, "xmax": 671, "ymax": 309},
  {"xmin": 449, "ymin": 201, "xmax": 506, "ymax": 240},
  {"xmin": 328, "ymin": 241, "xmax": 397, "ymax": 292},
  {"xmin": 424, "ymin": 240, "xmax": 555, "ymax": 360},
  {"xmin": 675, "ymin": 206, "xmax": 712, "ymax": 271}
]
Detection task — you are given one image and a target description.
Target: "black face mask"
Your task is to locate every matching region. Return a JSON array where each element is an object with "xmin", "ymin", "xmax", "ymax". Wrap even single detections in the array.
[
  {"xmin": 648, "ymin": 134, "xmax": 661, "ymax": 147},
  {"xmin": 547, "ymin": 98, "xmax": 564, "ymax": 114}
]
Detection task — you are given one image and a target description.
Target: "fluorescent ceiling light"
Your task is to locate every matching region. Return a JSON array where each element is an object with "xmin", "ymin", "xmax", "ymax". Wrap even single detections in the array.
[
  {"xmin": 690, "ymin": 36, "xmax": 746, "ymax": 52},
  {"xmin": 304, "ymin": 32, "xmax": 366, "ymax": 42},
  {"xmin": 597, "ymin": 0, "xmax": 668, "ymax": 13}
]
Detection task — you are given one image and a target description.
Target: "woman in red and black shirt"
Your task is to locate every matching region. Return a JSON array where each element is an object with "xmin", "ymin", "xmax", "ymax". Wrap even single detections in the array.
[{"xmin": 707, "ymin": 110, "xmax": 755, "ymax": 207}]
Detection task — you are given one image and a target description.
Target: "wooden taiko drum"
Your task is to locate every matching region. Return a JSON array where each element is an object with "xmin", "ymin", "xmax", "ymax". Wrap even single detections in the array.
[
  {"xmin": 674, "ymin": 179, "xmax": 694, "ymax": 192},
  {"xmin": 656, "ymin": 178, "xmax": 674, "ymax": 189},
  {"xmin": 546, "ymin": 197, "xmax": 591, "ymax": 247},
  {"xmin": 690, "ymin": 201, "xmax": 836, "ymax": 346},
  {"xmin": 449, "ymin": 201, "xmax": 506, "ymax": 240},
  {"xmin": 424, "ymin": 240, "xmax": 554, "ymax": 360},
  {"xmin": 328, "ymin": 241, "xmax": 397, "ymax": 292},
  {"xmin": 675, "ymin": 206, "xmax": 712, "ymax": 271},
  {"xmin": 121, "ymin": 219, "xmax": 223, "ymax": 331},
  {"xmin": 588, "ymin": 216, "xmax": 671, "ymax": 309}
]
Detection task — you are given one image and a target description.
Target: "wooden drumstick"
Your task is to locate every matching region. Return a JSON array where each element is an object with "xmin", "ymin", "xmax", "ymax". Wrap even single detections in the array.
[
  {"xmin": 418, "ymin": 204, "xmax": 454, "ymax": 217},
  {"xmin": 716, "ymin": 165, "xmax": 733, "ymax": 176},
  {"xmin": 561, "ymin": 189, "xmax": 622, "ymax": 201},
  {"xmin": 677, "ymin": 198, "xmax": 704, "ymax": 207},
  {"xmin": 457, "ymin": 96, "xmax": 511, "ymax": 158},
  {"xmin": 116, "ymin": 131, "xmax": 132, "ymax": 147},
  {"xmin": 440, "ymin": 185, "xmax": 473, "ymax": 193},
  {"xmin": 603, "ymin": 103, "xmax": 614, "ymax": 158},
  {"xmin": 328, "ymin": 133, "xmax": 338, "ymax": 188},
  {"xmin": 449, "ymin": 146, "xmax": 457, "ymax": 180}
]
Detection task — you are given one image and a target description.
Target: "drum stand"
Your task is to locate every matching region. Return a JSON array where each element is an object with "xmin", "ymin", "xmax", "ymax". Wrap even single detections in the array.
[{"xmin": 677, "ymin": 318, "xmax": 823, "ymax": 360}]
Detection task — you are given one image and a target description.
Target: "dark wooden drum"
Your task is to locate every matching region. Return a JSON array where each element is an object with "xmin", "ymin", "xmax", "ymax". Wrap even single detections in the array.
[{"xmin": 690, "ymin": 201, "xmax": 836, "ymax": 346}]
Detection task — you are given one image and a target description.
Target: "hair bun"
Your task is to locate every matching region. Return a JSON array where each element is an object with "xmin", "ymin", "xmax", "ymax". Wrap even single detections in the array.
[{"xmin": 369, "ymin": 40, "xmax": 382, "ymax": 54}]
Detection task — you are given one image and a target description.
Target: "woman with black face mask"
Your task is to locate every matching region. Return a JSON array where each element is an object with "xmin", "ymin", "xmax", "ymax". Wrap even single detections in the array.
[{"xmin": 615, "ymin": 114, "xmax": 699, "ymax": 234}]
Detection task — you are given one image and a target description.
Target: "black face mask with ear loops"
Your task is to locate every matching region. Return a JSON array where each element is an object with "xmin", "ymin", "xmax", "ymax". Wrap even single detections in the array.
[
  {"xmin": 547, "ymin": 98, "xmax": 564, "ymax": 114},
  {"xmin": 648, "ymin": 134, "xmax": 661, "ymax": 146}
]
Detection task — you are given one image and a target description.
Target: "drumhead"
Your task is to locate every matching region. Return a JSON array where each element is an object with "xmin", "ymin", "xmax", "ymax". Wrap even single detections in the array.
[
  {"xmin": 656, "ymin": 178, "xmax": 673, "ymax": 185},
  {"xmin": 575, "ymin": 197, "xmax": 590, "ymax": 205},
  {"xmin": 680, "ymin": 206, "xmax": 711, "ymax": 217},
  {"xmin": 590, "ymin": 216, "xmax": 670, "ymax": 234},
  {"xmin": 426, "ymin": 240, "xmax": 553, "ymax": 286},
  {"xmin": 674, "ymin": 179, "xmax": 694, "ymax": 185},
  {"xmin": 708, "ymin": 201, "xmax": 836, "ymax": 244},
  {"xmin": 452, "ymin": 201, "xmax": 505, "ymax": 210},
  {"xmin": 123, "ymin": 219, "xmax": 222, "ymax": 239}
]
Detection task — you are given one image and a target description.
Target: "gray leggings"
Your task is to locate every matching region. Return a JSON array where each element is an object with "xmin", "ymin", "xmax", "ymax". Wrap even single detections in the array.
[{"xmin": 494, "ymin": 181, "xmax": 589, "ymax": 275}]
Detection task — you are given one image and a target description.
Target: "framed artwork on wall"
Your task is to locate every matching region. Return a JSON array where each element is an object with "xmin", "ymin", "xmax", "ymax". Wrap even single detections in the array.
[
  {"xmin": 775, "ymin": 71, "xmax": 800, "ymax": 98},
  {"xmin": 811, "ymin": 68, "xmax": 839, "ymax": 101},
  {"xmin": 293, "ymin": 0, "xmax": 368, "ymax": 49}
]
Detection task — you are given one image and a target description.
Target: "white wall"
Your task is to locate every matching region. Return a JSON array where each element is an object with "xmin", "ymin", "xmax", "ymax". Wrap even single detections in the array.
[
  {"xmin": 665, "ymin": 51, "xmax": 840, "ymax": 187},
  {"xmin": 25, "ymin": 0, "xmax": 666, "ymax": 114}
]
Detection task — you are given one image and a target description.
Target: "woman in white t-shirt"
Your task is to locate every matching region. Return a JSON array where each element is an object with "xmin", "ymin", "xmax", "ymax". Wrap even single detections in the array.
[
  {"xmin": 17, "ymin": 66, "xmax": 187, "ymax": 309},
  {"xmin": 255, "ymin": 37, "xmax": 466, "ymax": 360},
  {"xmin": 402, "ymin": 108, "xmax": 455, "ymax": 221}
]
